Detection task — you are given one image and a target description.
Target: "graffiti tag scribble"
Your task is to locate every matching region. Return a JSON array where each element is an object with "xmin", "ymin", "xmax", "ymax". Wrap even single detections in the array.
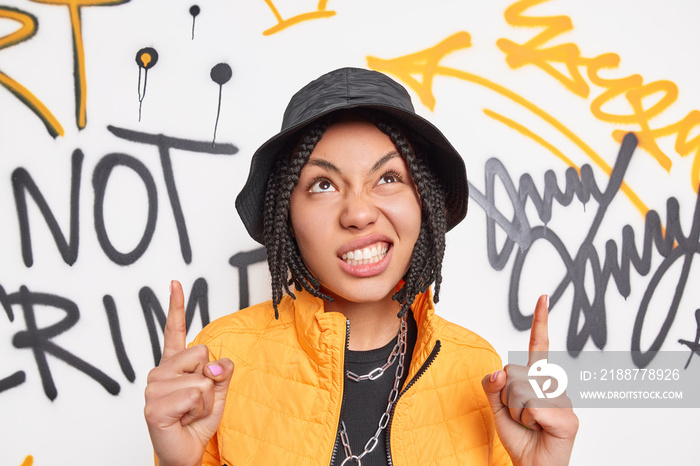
[
  {"xmin": 498, "ymin": 0, "xmax": 700, "ymax": 193},
  {"xmin": 470, "ymin": 133, "xmax": 700, "ymax": 367}
]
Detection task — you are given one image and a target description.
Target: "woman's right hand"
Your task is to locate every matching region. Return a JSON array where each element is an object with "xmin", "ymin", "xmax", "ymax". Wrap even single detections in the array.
[{"xmin": 144, "ymin": 280, "xmax": 234, "ymax": 466}]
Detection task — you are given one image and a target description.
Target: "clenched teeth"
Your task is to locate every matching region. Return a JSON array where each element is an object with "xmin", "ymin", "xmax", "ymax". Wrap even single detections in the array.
[{"xmin": 340, "ymin": 243, "xmax": 389, "ymax": 265}]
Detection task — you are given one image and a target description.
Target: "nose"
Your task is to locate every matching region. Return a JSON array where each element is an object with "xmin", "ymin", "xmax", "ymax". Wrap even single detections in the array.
[{"xmin": 339, "ymin": 193, "xmax": 378, "ymax": 230}]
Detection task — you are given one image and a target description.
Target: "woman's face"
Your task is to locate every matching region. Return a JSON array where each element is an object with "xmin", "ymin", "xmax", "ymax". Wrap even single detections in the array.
[{"xmin": 289, "ymin": 118, "xmax": 422, "ymax": 307}]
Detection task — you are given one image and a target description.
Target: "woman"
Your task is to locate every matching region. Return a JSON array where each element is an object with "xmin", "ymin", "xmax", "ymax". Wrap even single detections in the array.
[{"xmin": 144, "ymin": 67, "xmax": 578, "ymax": 466}]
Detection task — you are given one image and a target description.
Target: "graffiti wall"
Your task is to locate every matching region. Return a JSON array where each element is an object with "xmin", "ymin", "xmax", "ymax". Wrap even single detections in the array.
[{"xmin": 1, "ymin": 0, "xmax": 698, "ymax": 464}]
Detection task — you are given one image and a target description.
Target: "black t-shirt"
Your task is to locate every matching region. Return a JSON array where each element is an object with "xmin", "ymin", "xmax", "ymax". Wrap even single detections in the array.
[{"xmin": 330, "ymin": 312, "xmax": 418, "ymax": 466}]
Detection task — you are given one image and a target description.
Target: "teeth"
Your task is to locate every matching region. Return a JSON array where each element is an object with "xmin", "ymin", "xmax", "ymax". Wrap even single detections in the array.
[{"xmin": 341, "ymin": 243, "xmax": 389, "ymax": 265}]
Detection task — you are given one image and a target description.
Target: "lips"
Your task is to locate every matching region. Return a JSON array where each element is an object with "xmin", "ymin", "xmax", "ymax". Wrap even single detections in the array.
[{"xmin": 337, "ymin": 238, "xmax": 393, "ymax": 278}]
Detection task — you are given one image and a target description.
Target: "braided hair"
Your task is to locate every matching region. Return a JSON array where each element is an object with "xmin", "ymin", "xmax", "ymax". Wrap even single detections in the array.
[{"xmin": 262, "ymin": 111, "xmax": 447, "ymax": 318}]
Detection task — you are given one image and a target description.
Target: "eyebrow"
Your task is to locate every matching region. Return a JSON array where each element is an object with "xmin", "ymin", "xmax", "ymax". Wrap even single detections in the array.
[
  {"xmin": 369, "ymin": 151, "xmax": 399, "ymax": 174},
  {"xmin": 306, "ymin": 158, "xmax": 340, "ymax": 173},
  {"xmin": 306, "ymin": 150, "xmax": 399, "ymax": 174}
]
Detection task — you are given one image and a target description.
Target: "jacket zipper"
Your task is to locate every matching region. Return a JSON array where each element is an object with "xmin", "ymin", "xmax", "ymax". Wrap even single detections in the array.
[
  {"xmin": 329, "ymin": 319, "xmax": 351, "ymax": 466},
  {"xmin": 385, "ymin": 340, "xmax": 441, "ymax": 466}
]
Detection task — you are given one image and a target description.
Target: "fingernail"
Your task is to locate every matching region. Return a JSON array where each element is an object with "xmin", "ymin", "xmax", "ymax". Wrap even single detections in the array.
[
  {"xmin": 545, "ymin": 294, "xmax": 549, "ymax": 310},
  {"xmin": 490, "ymin": 370, "xmax": 500, "ymax": 382},
  {"xmin": 169, "ymin": 280, "xmax": 173, "ymax": 295},
  {"xmin": 209, "ymin": 364, "xmax": 222, "ymax": 376}
]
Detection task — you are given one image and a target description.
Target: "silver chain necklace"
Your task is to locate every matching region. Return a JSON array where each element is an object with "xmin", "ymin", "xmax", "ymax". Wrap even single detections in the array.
[
  {"xmin": 338, "ymin": 316, "xmax": 407, "ymax": 465},
  {"xmin": 346, "ymin": 318, "xmax": 405, "ymax": 382}
]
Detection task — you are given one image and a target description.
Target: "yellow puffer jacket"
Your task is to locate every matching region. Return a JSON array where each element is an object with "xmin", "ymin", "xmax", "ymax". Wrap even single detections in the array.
[{"xmin": 191, "ymin": 289, "xmax": 512, "ymax": 466}]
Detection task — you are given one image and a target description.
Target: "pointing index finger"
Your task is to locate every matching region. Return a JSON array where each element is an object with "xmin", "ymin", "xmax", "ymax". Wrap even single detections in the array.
[
  {"xmin": 161, "ymin": 280, "xmax": 187, "ymax": 362},
  {"xmin": 528, "ymin": 294, "xmax": 549, "ymax": 366}
]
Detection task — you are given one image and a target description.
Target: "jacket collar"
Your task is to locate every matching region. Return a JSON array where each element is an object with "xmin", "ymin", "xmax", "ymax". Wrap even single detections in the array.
[
  {"xmin": 406, "ymin": 289, "xmax": 440, "ymax": 383},
  {"xmin": 289, "ymin": 289, "xmax": 346, "ymax": 367},
  {"xmin": 287, "ymin": 288, "xmax": 440, "ymax": 376}
]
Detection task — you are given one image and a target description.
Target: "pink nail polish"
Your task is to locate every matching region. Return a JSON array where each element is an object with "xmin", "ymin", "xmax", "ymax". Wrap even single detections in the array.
[
  {"xmin": 209, "ymin": 364, "xmax": 223, "ymax": 376},
  {"xmin": 490, "ymin": 370, "xmax": 500, "ymax": 382}
]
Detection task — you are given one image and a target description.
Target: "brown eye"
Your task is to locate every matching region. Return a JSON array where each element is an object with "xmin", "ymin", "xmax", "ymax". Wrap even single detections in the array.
[
  {"xmin": 378, "ymin": 171, "xmax": 402, "ymax": 185},
  {"xmin": 309, "ymin": 179, "xmax": 336, "ymax": 193}
]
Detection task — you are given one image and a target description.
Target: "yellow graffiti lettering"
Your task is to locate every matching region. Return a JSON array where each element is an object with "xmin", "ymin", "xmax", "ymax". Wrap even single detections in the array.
[
  {"xmin": 367, "ymin": 32, "xmax": 472, "ymax": 111},
  {"xmin": 614, "ymin": 111, "xmax": 700, "ymax": 193},
  {"xmin": 29, "ymin": 0, "xmax": 129, "ymax": 129},
  {"xmin": 586, "ymin": 52, "xmax": 643, "ymax": 123},
  {"xmin": 368, "ymin": 33, "xmax": 650, "ymax": 218},
  {"xmin": 588, "ymin": 57, "xmax": 677, "ymax": 171},
  {"xmin": 667, "ymin": 112, "xmax": 700, "ymax": 193},
  {"xmin": 0, "ymin": 7, "xmax": 64, "ymax": 137},
  {"xmin": 261, "ymin": 0, "xmax": 335, "ymax": 36},
  {"xmin": 620, "ymin": 81, "xmax": 677, "ymax": 172},
  {"xmin": 484, "ymin": 108, "xmax": 580, "ymax": 170},
  {"xmin": 497, "ymin": 0, "xmax": 698, "ymax": 192},
  {"xmin": 496, "ymin": 0, "xmax": 590, "ymax": 97}
]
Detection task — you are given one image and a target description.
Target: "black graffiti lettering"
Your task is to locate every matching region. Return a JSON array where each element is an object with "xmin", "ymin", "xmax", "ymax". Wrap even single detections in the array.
[
  {"xmin": 0, "ymin": 370, "xmax": 26, "ymax": 394},
  {"xmin": 471, "ymin": 133, "xmax": 700, "ymax": 367},
  {"xmin": 229, "ymin": 247, "xmax": 267, "ymax": 309},
  {"xmin": 475, "ymin": 157, "xmax": 598, "ymax": 272},
  {"xmin": 679, "ymin": 309, "xmax": 700, "ymax": 369},
  {"xmin": 10, "ymin": 128, "xmax": 238, "ymax": 267},
  {"xmin": 471, "ymin": 134, "xmax": 637, "ymax": 336},
  {"xmin": 103, "ymin": 294, "xmax": 135, "ymax": 382},
  {"xmin": 508, "ymin": 226, "xmax": 609, "ymax": 349},
  {"xmin": 11, "ymin": 149, "xmax": 83, "ymax": 267},
  {"xmin": 40, "ymin": 0, "xmax": 129, "ymax": 129},
  {"xmin": 631, "ymin": 191, "xmax": 700, "ymax": 367},
  {"xmin": 0, "ymin": 284, "xmax": 26, "ymax": 393},
  {"xmin": 107, "ymin": 126, "xmax": 238, "ymax": 264},
  {"xmin": 92, "ymin": 153, "xmax": 158, "ymax": 265},
  {"xmin": 0, "ymin": 283, "xmax": 12, "ymax": 321},
  {"xmin": 7, "ymin": 286, "xmax": 120, "ymax": 400},
  {"xmin": 140, "ymin": 278, "xmax": 210, "ymax": 366}
]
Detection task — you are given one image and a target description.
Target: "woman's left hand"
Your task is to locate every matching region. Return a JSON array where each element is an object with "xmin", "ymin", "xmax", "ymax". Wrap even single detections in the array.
[{"xmin": 482, "ymin": 295, "xmax": 579, "ymax": 466}]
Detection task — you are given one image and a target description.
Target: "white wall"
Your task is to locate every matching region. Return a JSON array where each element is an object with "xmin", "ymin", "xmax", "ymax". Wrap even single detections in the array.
[{"xmin": 1, "ymin": 0, "xmax": 698, "ymax": 464}]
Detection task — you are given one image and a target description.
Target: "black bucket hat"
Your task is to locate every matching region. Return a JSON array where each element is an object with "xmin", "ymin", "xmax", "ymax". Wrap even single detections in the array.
[{"xmin": 235, "ymin": 67, "xmax": 468, "ymax": 244}]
